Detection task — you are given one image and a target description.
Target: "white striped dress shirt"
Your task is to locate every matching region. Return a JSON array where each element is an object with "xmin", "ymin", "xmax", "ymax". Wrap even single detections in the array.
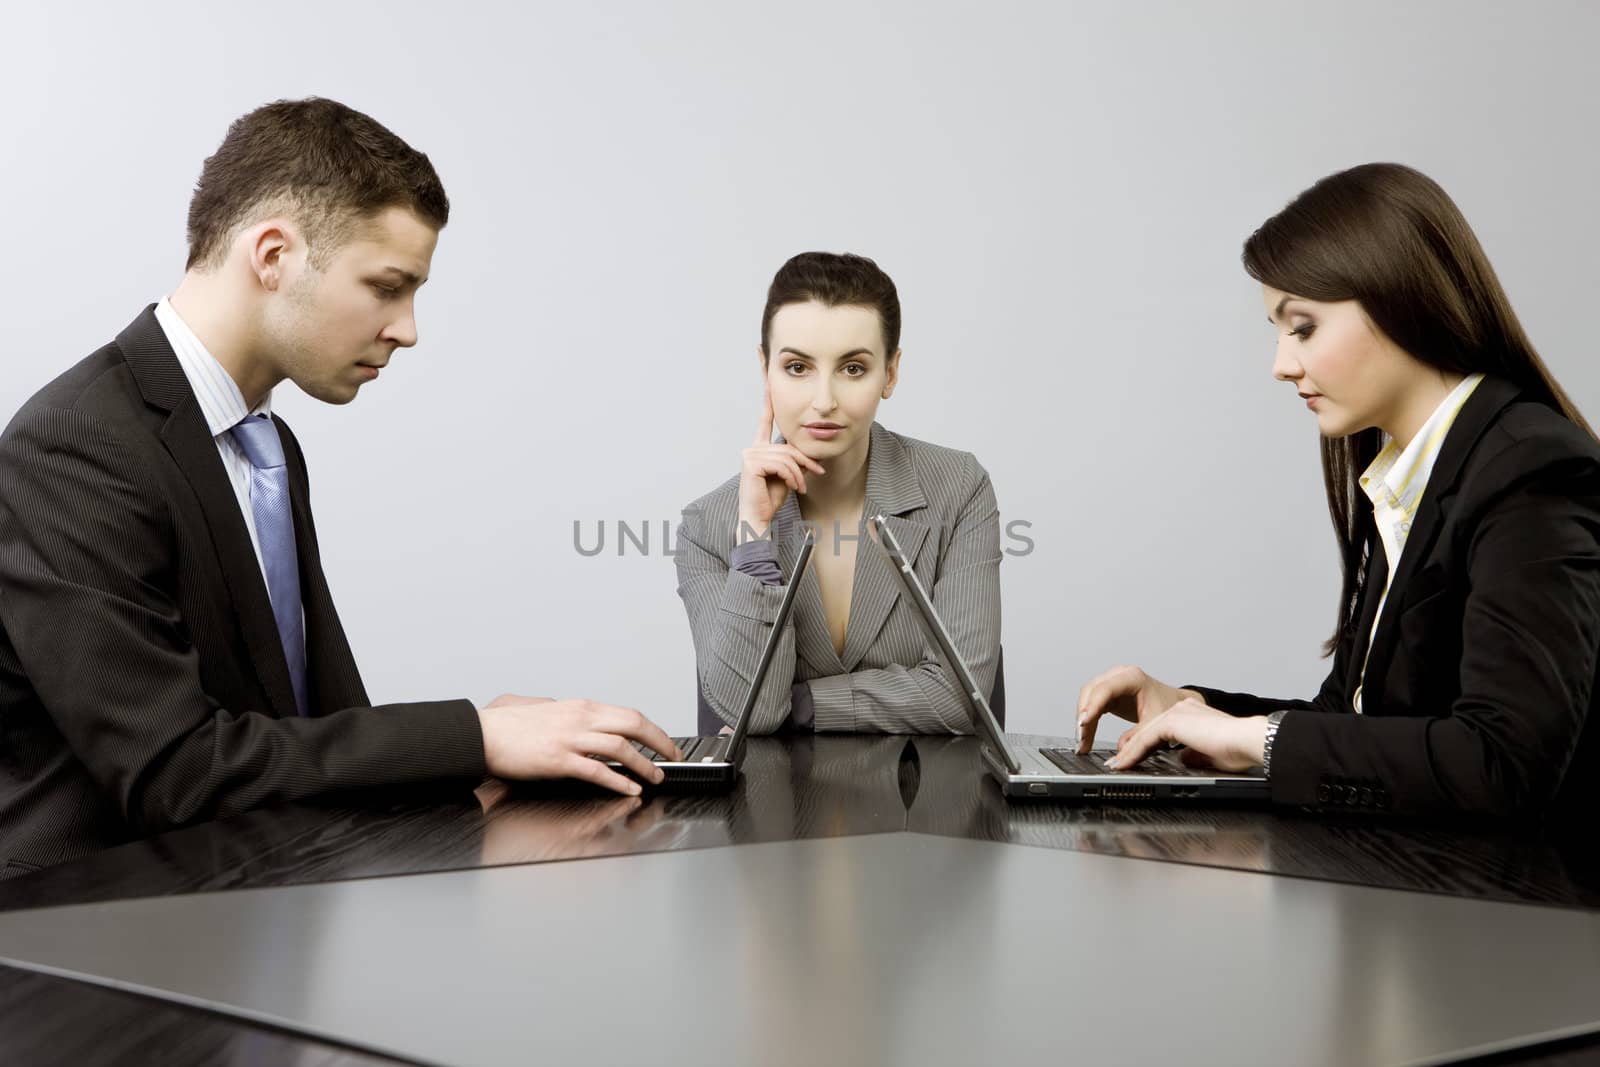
[
  {"xmin": 152, "ymin": 297, "xmax": 273, "ymax": 582},
  {"xmin": 1352, "ymin": 372, "xmax": 1484, "ymax": 713}
]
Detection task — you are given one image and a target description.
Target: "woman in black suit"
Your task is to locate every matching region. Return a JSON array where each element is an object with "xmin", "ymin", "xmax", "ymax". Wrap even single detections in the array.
[{"xmin": 1077, "ymin": 163, "xmax": 1600, "ymax": 819}]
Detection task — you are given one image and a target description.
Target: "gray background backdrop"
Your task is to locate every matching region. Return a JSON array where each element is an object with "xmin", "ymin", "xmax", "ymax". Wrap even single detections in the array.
[{"xmin": 4, "ymin": 1, "xmax": 1597, "ymax": 738}]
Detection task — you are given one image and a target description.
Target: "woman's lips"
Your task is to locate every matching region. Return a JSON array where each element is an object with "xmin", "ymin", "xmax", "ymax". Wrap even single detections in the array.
[{"xmin": 803, "ymin": 424, "xmax": 843, "ymax": 440}]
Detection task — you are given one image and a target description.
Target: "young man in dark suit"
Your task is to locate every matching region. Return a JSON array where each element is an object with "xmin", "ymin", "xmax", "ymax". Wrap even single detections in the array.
[{"xmin": 0, "ymin": 98, "xmax": 682, "ymax": 877}]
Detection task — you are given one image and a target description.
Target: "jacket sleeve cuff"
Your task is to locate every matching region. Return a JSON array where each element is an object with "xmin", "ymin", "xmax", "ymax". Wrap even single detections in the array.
[
  {"xmin": 784, "ymin": 681, "xmax": 816, "ymax": 731},
  {"xmin": 1263, "ymin": 709, "xmax": 1321, "ymax": 807},
  {"xmin": 717, "ymin": 567, "xmax": 788, "ymax": 622},
  {"xmin": 366, "ymin": 697, "xmax": 488, "ymax": 780},
  {"xmin": 730, "ymin": 539, "xmax": 783, "ymax": 585},
  {"xmin": 807, "ymin": 675, "xmax": 856, "ymax": 731}
]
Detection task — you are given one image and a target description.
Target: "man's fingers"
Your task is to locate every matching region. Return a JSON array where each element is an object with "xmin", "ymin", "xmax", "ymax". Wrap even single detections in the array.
[
  {"xmin": 565, "ymin": 753, "xmax": 645, "ymax": 796},
  {"xmin": 630, "ymin": 717, "xmax": 684, "ymax": 763},
  {"xmin": 587, "ymin": 703, "xmax": 683, "ymax": 762},
  {"xmin": 589, "ymin": 733, "xmax": 665, "ymax": 784}
]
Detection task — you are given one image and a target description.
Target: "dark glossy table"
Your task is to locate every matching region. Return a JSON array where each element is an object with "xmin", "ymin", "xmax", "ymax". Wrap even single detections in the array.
[{"xmin": 1, "ymin": 735, "xmax": 1597, "ymax": 1066}]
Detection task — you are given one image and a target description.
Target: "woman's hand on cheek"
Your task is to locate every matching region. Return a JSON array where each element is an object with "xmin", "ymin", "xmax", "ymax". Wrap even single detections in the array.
[{"xmin": 738, "ymin": 385, "xmax": 825, "ymax": 539}]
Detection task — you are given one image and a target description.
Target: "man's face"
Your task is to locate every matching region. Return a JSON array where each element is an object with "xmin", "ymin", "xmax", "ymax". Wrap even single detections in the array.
[{"xmin": 264, "ymin": 206, "xmax": 439, "ymax": 405}]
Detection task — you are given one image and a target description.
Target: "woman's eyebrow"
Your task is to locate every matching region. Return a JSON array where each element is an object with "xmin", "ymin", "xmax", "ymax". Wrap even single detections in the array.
[
  {"xmin": 1269, "ymin": 294, "xmax": 1308, "ymax": 324},
  {"xmin": 777, "ymin": 347, "xmax": 874, "ymax": 360}
]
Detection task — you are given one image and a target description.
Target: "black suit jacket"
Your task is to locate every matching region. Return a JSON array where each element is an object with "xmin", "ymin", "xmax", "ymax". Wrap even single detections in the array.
[
  {"xmin": 1192, "ymin": 376, "xmax": 1600, "ymax": 821},
  {"xmin": 0, "ymin": 307, "xmax": 486, "ymax": 874}
]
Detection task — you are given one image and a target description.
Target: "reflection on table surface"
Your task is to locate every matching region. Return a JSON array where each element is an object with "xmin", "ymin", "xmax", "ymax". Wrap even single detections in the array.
[{"xmin": 1, "ymin": 734, "xmax": 1594, "ymax": 913}]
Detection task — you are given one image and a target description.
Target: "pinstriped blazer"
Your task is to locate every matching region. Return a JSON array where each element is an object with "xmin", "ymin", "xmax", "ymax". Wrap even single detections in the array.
[
  {"xmin": 675, "ymin": 423, "xmax": 1002, "ymax": 735},
  {"xmin": 0, "ymin": 308, "xmax": 486, "ymax": 874}
]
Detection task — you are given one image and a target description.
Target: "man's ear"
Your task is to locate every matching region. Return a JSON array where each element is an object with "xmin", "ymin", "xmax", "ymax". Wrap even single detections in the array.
[
  {"xmin": 882, "ymin": 348, "xmax": 902, "ymax": 399},
  {"xmin": 245, "ymin": 219, "xmax": 295, "ymax": 293}
]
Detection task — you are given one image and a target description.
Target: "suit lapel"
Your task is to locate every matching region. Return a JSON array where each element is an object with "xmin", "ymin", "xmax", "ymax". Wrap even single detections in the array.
[
  {"xmin": 280, "ymin": 423, "xmax": 368, "ymax": 713},
  {"xmin": 1345, "ymin": 545, "xmax": 1388, "ymax": 701},
  {"xmin": 118, "ymin": 308, "xmax": 300, "ymax": 719},
  {"xmin": 843, "ymin": 512, "xmax": 929, "ymax": 670},
  {"xmin": 1357, "ymin": 376, "xmax": 1521, "ymax": 708},
  {"xmin": 840, "ymin": 424, "xmax": 929, "ymax": 671}
]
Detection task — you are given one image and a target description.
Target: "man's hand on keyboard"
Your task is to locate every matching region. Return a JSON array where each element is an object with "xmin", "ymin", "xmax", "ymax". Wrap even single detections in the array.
[{"xmin": 477, "ymin": 696, "xmax": 685, "ymax": 795}]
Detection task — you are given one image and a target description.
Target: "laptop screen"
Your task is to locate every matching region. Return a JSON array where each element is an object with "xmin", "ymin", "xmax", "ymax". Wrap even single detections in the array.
[
  {"xmin": 723, "ymin": 529, "xmax": 816, "ymax": 765},
  {"xmin": 867, "ymin": 515, "xmax": 1022, "ymax": 774}
]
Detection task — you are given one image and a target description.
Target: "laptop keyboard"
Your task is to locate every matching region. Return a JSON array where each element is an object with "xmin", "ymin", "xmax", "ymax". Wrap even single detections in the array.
[
  {"xmin": 1041, "ymin": 747, "xmax": 1194, "ymax": 777},
  {"xmin": 632, "ymin": 737, "xmax": 713, "ymax": 763}
]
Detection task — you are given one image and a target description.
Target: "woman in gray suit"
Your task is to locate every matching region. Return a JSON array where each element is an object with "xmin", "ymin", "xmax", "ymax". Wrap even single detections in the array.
[{"xmin": 675, "ymin": 252, "xmax": 1002, "ymax": 735}]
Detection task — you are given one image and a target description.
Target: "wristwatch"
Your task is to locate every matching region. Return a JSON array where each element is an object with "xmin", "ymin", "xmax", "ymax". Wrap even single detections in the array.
[{"xmin": 1261, "ymin": 710, "xmax": 1288, "ymax": 778}]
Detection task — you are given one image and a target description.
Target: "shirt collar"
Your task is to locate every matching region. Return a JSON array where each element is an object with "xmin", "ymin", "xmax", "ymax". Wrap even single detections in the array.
[
  {"xmin": 1360, "ymin": 373, "xmax": 1485, "ymax": 513},
  {"xmin": 153, "ymin": 296, "xmax": 271, "ymax": 438}
]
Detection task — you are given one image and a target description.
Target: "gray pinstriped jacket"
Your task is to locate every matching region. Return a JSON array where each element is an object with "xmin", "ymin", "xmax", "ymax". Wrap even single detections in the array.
[{"xmin": 675, "ymin": 423, "xmax": 1001, "ymax": 735}]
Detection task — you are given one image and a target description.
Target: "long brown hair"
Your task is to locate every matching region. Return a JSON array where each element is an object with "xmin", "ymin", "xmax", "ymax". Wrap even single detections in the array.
[{"xmin": 1242, "ymin": 163, "xmax": 1594, "ymax": 655}]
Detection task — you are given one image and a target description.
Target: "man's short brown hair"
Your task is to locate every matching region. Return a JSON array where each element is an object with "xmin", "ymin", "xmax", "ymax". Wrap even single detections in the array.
[{"xmin": 185, "ymin": 97, "xmax": 449, "ymax": 271}]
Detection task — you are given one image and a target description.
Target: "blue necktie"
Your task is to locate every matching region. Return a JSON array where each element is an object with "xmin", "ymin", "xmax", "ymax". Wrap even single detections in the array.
[{"xmin": 229, "ymin": 415, "xmax": 309, "ymax": 716}]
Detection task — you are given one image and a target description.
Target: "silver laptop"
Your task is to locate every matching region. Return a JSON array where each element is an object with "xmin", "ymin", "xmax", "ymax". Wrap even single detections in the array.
[
  {"xmin": 605, "ymin": 530, "xmax": 816, "ymax": 792},
  {"xmin": 869, "ymin": 515, "xmax": 1269, "ymax": 803}
]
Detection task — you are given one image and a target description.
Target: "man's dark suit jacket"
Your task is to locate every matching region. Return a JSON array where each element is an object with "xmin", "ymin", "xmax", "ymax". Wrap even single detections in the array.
[
  {"xmin": 0, "ymin": 307, "xmax": 486, "ymax": 876},
  {"xmin": 1192, "ymin": 376, "xmax": 1600, "ymax": 821}
]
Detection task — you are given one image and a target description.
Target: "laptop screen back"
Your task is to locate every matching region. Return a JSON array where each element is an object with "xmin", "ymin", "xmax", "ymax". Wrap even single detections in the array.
[
  {"xmin": 868, "ymin": 515, "xmax": 1022, "ymax": 774},
  {"xmin": 723, "ymin": 529, "xmax": 816, "ymax": 766}
]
